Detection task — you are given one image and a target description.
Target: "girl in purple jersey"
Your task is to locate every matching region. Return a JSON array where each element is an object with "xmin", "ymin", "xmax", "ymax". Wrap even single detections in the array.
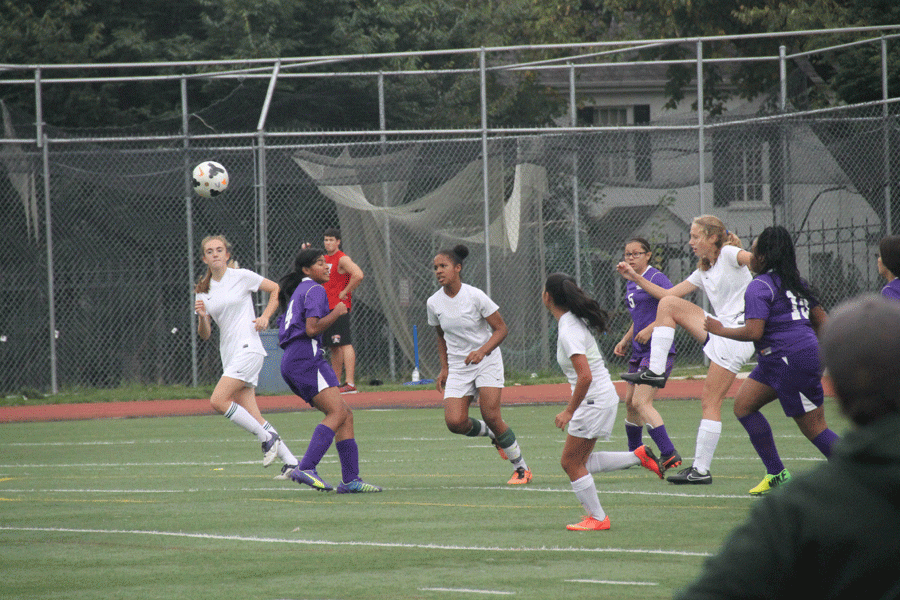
[
  {"xmin": 877, "ymin": 235, "xmax": 900, "ymax": 301},
  {"xmin": 613, "ymin": 238, "xmax": 681, "ymax": 473},
  {"xmin": 706, "ymin": 226, "xmax": 840, "ymax": 495},
  {"xmin": 277, "ymin": 248, "xmax": 381, "ymax": 494}
]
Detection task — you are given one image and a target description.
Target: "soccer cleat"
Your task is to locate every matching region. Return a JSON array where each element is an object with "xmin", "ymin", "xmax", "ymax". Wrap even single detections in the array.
[
  {"xmin": 659, "ymin": 451, "xmax": 683, "ymax": 473},
  {"xmin": 336, "ymin": 479, "xmax": 383, "ymax": 494},
  {"xmin": 620, "ymin": 368, "xmax": 667, "ymax": 388},
  {"xmin": 566, "ymin": 515, "xmax": 611, "ymax": 531},
  {"xmin": 507, "ymin": 467, "xmax": 532, "ymax": 485},
  {"xmin": 289, "ymin": 468, "xmax": 333, "ymax": 491},
  {"xmin": 634, "ymin": 445, "xmax": 664, "ymax": 479},
  {"xmin": 338, "ymin": 383, "xmax": 358, "ymax": 394},
  {"xmin": 491, "ymin": 438, "xmax": 509, "ymax": 461},
  {"xmin": 667, "ymin": 466, "xmax": 712, "ymax": 485},
  {"xmin": 273, "ymin": 464, "xmax": 297, "ymax": 480},
  {"xmin": 748, "ymin": 469, "xmax": 792, "ymax": 496},
  {"xmin": 261, "ymin": 433, "xmax": 281, "ymax": 467}
]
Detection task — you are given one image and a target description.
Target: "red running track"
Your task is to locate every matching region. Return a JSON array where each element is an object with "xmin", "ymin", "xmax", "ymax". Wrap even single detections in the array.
[{"xmin": 0, "ymin": 377, "xmax": 834, "ymax": 424}]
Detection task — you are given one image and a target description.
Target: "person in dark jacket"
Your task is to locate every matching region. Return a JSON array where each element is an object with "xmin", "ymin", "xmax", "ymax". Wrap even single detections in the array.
[{"xmin": 675, "ymin": 294, "xmax": 900, "ymax": 600}]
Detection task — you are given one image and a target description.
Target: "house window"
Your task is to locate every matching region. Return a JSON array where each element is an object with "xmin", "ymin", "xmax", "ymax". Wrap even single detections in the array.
[
  {"xmin": 714, "ymin": 132, "xmax": 769, "ymax": 206},
  {"xmin": 578, "ymin": 106, "xmax": 629, "ymax": 181},
  {"xmin": 729, "ymin": 144, "xmax": 765, "ymax": 203}
]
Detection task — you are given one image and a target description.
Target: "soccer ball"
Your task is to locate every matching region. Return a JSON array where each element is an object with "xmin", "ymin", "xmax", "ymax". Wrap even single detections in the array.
[{"xmin": 192, "ymin": 161, "xmax": 229, "ymax": 197}]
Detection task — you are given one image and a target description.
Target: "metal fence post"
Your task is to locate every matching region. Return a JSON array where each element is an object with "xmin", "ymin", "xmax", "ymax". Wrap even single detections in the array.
[
  {"xmin": 569, "ymin": 62, "xmax": 582, "ymax": 286},
  {"xmin": 883, "ymin": 35, "xmax": 893, "ymax": 235},
  {"xmin": 480, "ymin": 47, "xmax": 491, "ymax": 296},
  {"xmin": 41, "ymin": 133, "xmax": 57, "ymax": 394},
  {"xmin": 182, "ymin": 76, "xmax": 199, "ymax": 387}
]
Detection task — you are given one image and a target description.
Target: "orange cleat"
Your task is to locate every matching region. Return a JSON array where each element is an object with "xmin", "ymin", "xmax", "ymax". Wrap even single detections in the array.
[
  {"xmin": 507, "ymin": 467, "xmax": 532, "ymax": 485},
  {"xmin": 634, "ymin": 445, "xmax": 664, "ymax": 479},
  {"xmin": 566, "ymin": 515, "xmax": 611, "ymax": 531}
]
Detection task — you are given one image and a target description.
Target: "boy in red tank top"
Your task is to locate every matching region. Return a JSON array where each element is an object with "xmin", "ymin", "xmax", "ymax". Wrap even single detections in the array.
[{"xmin": 322, "ymin": 228, "xmax": 364, "ymax": 393}]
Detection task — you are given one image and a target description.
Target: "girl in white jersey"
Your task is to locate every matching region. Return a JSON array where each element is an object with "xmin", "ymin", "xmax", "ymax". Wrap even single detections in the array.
[
  {"xmin": 544, "ymin": 273, "xmax": 663, "ymax": 531},
  {"xmin": 194, "ymin": 235, "xmax": 299, "ymax": 475},
  {"xmin": 427, "ymin": 244, "xmax": 532, "ymax": 485},
  {"xmin": 618, "ymin": 215, "xmax": 755, "ymax": 484}
]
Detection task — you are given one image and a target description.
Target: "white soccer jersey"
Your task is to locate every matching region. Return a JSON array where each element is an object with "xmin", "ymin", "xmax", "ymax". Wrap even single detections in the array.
[
  {"xmin": 427, "ymin": 283, "xmax": 502, "ymax": 368},
  {"xmin": 196, "ymin": 268, "xmax": 267, "ymax": 369},
  {"xmin": 686, "ymin": 244, "xmax": 753, "ymax": 326},
  {"xmin": 556, "ymin": 311, "xmax": 619, "ymax": 409}
]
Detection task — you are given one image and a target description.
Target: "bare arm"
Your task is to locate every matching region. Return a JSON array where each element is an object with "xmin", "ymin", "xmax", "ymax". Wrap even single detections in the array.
[
  {"xmin": 465, "ymin": 311, "xmax": 508, "ymax": 365},
  {"xmin": 809, "ymin": 305, "xmax": 828, "ymax": 336},
  {"xmin": 434, "ymin": 325, "xmax": 449, "ymax": 393},
  {"xmin": 305, "ymin": 302, "xmax": 348, "ymax": 337},
  {"xmin": 555, "ymin": 353, "xmax": 592, "ymax": 430},
  {"xmin": 614, "ymin": 324, "xmax": 634, "ymax": 357},
  {"xmin": 195, "ymin": 298, "xmax": 212, "ymax": 340},
  {"xmin": 736, "ymin": 249, "xmax": 754, "ymax": 267},
  {"xmin": 253, "ymin": 279, "xmax": 280, "ymax": 331},
  {"xmin": 705, "ymin": 316, "xmax": 764, "ymax": 342},
  {"xmin": 616, "ymin": 261, "xmax": 697, "ymax": 300},
  {"xmin": 337, "ymin": 255, "xmax": 364, "ymax": 301}
]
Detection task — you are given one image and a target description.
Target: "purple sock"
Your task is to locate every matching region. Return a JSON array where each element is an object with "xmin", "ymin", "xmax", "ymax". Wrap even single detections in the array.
[
  {"xmin": 738, "ymin": 412, "xmax": 785, "ymax": 475},
  {"xmin": 812, "ymin": 428, "xmax": 840, "ymax": 458},
  {"xmin": 336, "ymin": 438, "xmax": 360, "ymax": 483},
  {"xmin": 625, "ymin": 421, "xmax": 643, "ymax": 452},
  {"xmin": 647, "ymin": 424, "xmax": 676, "ymax": 456},
  {"xmin": 298, "ymin": 423, "xmax": 335, "ymax": 471}
]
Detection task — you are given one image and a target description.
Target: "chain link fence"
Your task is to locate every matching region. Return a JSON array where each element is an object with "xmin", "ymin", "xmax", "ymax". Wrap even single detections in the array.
[{"xmin": 1, "ymin": 52, "xmax": 897, "ymax": 395}]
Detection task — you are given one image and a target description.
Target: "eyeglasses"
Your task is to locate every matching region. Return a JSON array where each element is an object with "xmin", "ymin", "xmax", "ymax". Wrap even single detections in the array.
[{"xmin": 623, "ymin": 251, "xmax": 648, "ymax": 259}]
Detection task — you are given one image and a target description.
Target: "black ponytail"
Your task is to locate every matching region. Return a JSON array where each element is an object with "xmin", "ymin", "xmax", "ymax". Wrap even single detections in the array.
[
  {"xmin": 279, "ymin": 247, "xmax": 324, "ymax": 309},
  {"xmin": 545, "ymin": 272, "xmax": 609, "ymax": 334}
]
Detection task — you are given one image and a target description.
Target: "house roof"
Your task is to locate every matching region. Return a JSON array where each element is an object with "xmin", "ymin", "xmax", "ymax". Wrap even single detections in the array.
[{"xmin": 587, "ymin": 204, "xmax": 689, "ymax": 250}]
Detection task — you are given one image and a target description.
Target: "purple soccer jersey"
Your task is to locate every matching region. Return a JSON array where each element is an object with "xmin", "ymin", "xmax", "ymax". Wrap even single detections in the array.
[
  {"xmin": 279, "ymin": 278, "xmax": 330, "ymax": 354},
  {"xmin": 626, "ymin": 267, "xmax": 676, "ymax": 359},
  {"xmin": 882, "ymin": 279, "xmax": 900, "ymax": 301},
  {"xmin": 278, "ymin": 278, "xmax": 339, "ymax": 403},
  {"xmin": 743, "ymin": 272, "xmax": 819, "ymax": 355}
]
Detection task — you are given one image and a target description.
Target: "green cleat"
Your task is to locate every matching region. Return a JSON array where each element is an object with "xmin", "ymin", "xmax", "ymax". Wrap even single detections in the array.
[
  {"xmin": 336, "ymin": 479, "xmax": 383, "ymax": 494},
  {"xmin": 749, "ymin": 469, "xmax": 792, "ymax": 496}
]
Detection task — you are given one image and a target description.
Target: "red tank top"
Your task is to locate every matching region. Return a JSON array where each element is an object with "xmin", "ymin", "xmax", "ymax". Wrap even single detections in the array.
[{"xmin": 323, "ymin": 250, "xmax": 352, "ymax": 310}]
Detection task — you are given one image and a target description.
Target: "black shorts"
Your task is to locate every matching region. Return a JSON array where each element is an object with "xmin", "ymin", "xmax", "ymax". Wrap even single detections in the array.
[{"xmin": 323, "ymin": 312, "xmax": 352, "ymax": 347}]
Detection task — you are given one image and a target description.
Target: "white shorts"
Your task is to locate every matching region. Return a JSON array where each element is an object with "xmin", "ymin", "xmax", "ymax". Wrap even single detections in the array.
[
  {"xmin": 444, "ymin": 354, "xmax": 504, "ymax": 399},
  {"xmin": 703, "ymin": 313, "xmax": 755, "ymax": 373},
  {"xmin": 567, "ymin": 401, "xmax": 618, "ymax": 440},
  {"xmin": 223, "ymin": 351, "xmax": 265, "ymax": 387}
]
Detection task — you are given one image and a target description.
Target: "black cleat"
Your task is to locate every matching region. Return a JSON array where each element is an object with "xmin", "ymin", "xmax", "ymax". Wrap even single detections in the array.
[
  {"xmin": 620, "ymin": 368, "xmax": 668, "ymax": 388},
  {"xmin": 667, "ymin": 466, "xmax": 712, "ymax": 485},
  {"xmin": 659, "ymin": 451, "xmax": 683, "ymax": 473}
]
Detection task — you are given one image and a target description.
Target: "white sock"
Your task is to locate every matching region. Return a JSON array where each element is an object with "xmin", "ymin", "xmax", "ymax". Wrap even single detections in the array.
[
  {"xmin": 693, "ymin": 419, "xmax": 722, "ymax": 474},
  {"xmin": 649, "ymin": 326, "xmax": 675, "ymax": 374},
  {"xmin": 571, "ymin": 474, "xmax": 605, "ymax": 520},
  {"xmin": 224, "ymin": 402, "xmax": 268, "ymax": 443},
  {"xmin": 504, "ymin": 441, "xmax": 528, "ymax": 471},
  {"xmin": 586, "ymin": 451, "xmax": 640, "ymax": 473},
  {"xmin": 265, "ymin": 422, "xmax": 298, "ymax": 465}
]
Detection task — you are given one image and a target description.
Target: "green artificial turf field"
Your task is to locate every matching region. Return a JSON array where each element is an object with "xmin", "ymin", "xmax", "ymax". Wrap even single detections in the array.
[{"xmin": 0, "ymin": 399, "xmax": 848, "ymax": 600}]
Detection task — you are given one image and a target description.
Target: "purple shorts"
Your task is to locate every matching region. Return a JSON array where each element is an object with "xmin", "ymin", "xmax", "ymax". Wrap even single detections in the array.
[
  {"xmin": 280, "ymin": 345, "xmax": 339, "ymax": 405},
  {"xmin": 748, "ymin": 347, "xmax": 824, "ymax": 417},
  {"xmin": 628, "ymin": 353, "xmax": 676, "ymax": 379}
]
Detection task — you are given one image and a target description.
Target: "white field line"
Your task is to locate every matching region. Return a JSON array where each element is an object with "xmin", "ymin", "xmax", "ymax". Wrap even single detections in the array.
[
  {"xmin": 0, "ymin": 484, "xmax": 754, "ymax": 500},
  {"xmin": 419, "ymin": 587, "xmax": 514, "ymax": 595},
  {"xmin": 565, "ymin": 579, "xmax": 659, "ymax": 586},
  {"xmin": 0, "ymin": 526, "xmax": 711, "ymax": 557}
]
